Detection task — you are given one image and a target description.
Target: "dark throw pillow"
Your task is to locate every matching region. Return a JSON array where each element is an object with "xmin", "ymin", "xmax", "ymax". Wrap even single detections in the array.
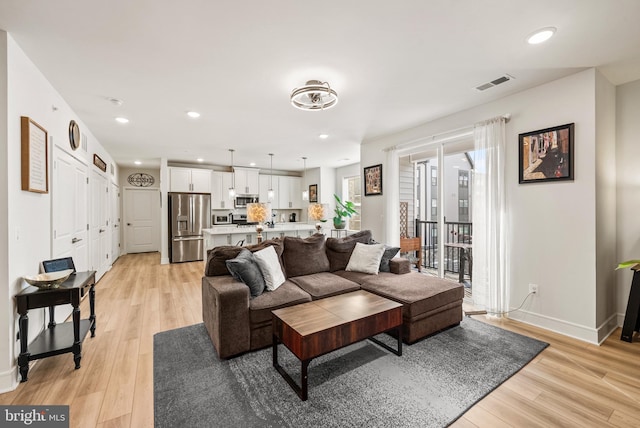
[
  {"xmin": 379, "ymin": 245, "xmax": 401, "ymax": 272},
  {"xmin": 225, "ymin": 249, "xmax": 266, "ymax": 298},
  {"xmin": 325, "ymin": 230, "xmax": 373, "ymax": 272}
]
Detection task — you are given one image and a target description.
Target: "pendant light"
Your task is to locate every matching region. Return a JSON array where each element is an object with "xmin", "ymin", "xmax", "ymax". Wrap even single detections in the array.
[
  {"xmin": 228, "ymin": 149, "xmax": 236, "ymax": 198},
  {"xmin": 301, "ymin": 157, "xmax": 309, "ymax": 201},
  {"xmin": 268, "ymin": 153, "xmax": 275, "ymax": 201}
]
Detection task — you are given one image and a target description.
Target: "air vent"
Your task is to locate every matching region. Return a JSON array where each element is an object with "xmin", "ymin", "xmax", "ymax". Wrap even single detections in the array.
[
  {"xmin": 81, "ymin": 133, "xmax": 88, "ymax": 152},
  {"xmin": 474, "ymin": 74, "xmax": 514, "ymax": 91}
]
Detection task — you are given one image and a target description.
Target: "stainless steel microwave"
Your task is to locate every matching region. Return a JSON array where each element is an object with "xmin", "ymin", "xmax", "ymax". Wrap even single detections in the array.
[
  {"xmin": 213, "ymin": 213, "xmax": 233, "ymax": 225},
  {"xmin": 235, "ymin": 195, "xmax": 258, "ymax": 208}
]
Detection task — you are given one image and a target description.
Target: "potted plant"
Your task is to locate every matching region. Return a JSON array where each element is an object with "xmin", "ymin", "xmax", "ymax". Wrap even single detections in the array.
[{"xmin": 333, "ymin": 194, "xmax": 358, "ymax": 229}]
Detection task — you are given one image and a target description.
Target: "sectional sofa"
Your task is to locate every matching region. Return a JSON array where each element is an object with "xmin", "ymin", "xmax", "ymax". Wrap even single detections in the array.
[{"xmin": 202, "ymin": 231, "xmax": 464, "ymax": 358}]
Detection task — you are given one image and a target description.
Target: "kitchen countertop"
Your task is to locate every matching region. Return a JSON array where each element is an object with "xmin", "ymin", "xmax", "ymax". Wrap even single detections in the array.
[{"xmin": 203, "ymin": 223, "xmax": 316, "ymax": 235}]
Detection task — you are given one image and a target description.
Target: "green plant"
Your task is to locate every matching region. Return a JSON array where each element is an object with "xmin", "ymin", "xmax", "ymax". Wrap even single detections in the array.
[{"xmin": 333, "ymin": 194, "xmax": 358, "ymax": 223}]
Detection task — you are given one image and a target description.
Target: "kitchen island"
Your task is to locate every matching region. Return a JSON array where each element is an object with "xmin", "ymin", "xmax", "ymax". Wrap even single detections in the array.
[{"xmin": 203, "ymin": 223, "xmax": 318, "ymax": 250}]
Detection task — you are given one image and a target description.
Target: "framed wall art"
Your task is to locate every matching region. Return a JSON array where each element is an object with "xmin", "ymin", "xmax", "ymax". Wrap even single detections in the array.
[
  {"xmin": 309, "ymin": 184, "xmax": 318, "ymax": 202},
  {"xmin": 21, "ymin": 116, "xmax": 49, "ymax": 193},
  {"xmin": 364, "ymin": 164, "xmax": 383, "ymax": 196},
  {"xmin": 519, "ymin": 123, "xmax": 574, "ymax": 184}
]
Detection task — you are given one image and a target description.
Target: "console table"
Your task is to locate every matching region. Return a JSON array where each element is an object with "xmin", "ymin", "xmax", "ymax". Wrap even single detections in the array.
[{"xmin": 16, "ymin": 271, "xmax": 96, "ymax": 382}]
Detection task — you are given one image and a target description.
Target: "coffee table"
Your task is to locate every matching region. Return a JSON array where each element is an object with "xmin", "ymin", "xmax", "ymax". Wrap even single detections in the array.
[{"xmin": 272, "ymin": 290, "xmax": 403, "ymax": 400}]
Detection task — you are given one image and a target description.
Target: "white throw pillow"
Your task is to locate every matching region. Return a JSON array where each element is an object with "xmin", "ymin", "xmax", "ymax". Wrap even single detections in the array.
[
  {"xmin": 253, "ymin": 246, "xmax": 286, "ymax": 291},
  {"xmin": 346, "ymin": 242, "xmax": 386, "ymax": 275}
]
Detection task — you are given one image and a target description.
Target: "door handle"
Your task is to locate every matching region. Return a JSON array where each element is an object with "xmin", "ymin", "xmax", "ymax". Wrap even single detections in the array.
[
  {"xmin": 127, "ymin": 223, "xmax": 132, "ymax": 226},
  {"xmin": 71, "ymin": 237, "xmax": 83, "ymax": 243},
  {"xmin": 99, "ymin": 228, "xmax": 105, "ymax": 233}
]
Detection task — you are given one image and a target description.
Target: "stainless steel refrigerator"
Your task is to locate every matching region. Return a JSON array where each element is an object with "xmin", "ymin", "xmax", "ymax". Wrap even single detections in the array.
[{"xmin": 169, "ymin": 193, "xmax": 211, "ymax": 263}]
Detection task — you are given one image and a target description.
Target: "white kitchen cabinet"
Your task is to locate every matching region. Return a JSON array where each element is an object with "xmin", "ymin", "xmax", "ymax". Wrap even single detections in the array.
[
  {"xmin": 169, "ymin": 167, "xmax": 211, "ymax": 193},
  {"xmin": 278, "ymin": 176, "xmax": 303, "ymax": 209},
  {"xmin": 212, "ymin": 171, "xmax": 235, "ymax": 210},
  {"xmin": 233, "ymin": 167, "xmax": 260, "ymax": 194}
]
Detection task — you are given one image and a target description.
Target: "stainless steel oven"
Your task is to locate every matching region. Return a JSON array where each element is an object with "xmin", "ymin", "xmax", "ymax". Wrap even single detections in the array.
[{"xmin": 234, "ymin": 195, "xmax": 258, "ymax": 208}]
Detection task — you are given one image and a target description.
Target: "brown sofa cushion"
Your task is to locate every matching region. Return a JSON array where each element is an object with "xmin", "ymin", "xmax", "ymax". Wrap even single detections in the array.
[
  {"xmin": 289, "ymin": 272, "xmax": 360, "ymax": 300},
  {"xmin": 205, "ymin": 246, "xmax": 243, "ymax": 276},
  {"xmin": 282, "ymin": 234, "xmax": 330, "ymax": 278},
  {"xmin": 204, "ymin": 238, "xmax": 284, "ymax": 277},
  {"xmin": 360, "ymin": 273, "xmax": 464, "ymax": 318},
  {"xmin": 249, "ymin": 280, "xmax": 312, "ymax": 325},
  {"xmin": 325, "ymin": 230, "xmax": 373, "ymax": 272}
]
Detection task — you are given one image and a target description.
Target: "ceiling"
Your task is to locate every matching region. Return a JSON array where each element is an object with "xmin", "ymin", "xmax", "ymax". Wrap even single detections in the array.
[{"xmin": 1, "ymin": 0, "xmax": 639, "ymax": 172}]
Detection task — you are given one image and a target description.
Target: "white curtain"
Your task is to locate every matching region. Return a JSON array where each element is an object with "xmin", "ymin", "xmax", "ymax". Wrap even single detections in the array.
[
  {"xmin": 472, "ymin": 117, "xmax": 508, "ymax": 315},
  {"xmin": 384, "ymin": 148, "xmax": 400, "ymax": 246}
]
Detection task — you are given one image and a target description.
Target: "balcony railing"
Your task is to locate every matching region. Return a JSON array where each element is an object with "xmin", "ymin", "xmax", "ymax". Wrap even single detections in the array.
[{"xmin": 414, "ymin": 219, "xmax": 472, "ymax": 281}]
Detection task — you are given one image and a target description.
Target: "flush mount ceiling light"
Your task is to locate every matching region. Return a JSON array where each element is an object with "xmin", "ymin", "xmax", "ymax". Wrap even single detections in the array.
[
  {"xmin": 291, "ymin": 80, "xmax": 338, "ymax": 111},
  {"xmin": 187, "ymin": 111, "xmax": 201, "ymax": 118},
  {"xmin": 527, "ymin": 27, "xmax": 556, "ymax": 44},
  {"xmin": 318, "ymin": 134, "xmax": 329, "ymax": 139},
  {"xmin": 115, "ymin": 117, "xmax": 129, "ymax": 124}
]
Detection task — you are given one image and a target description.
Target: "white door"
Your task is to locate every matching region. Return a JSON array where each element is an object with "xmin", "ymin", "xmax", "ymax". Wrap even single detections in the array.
[
  {"xmin": 51, "ymin": 148, "xmax": 89, "ymax": 271},
  {"xmin": 124, "ymin": 188, "xmax": 160, "ymax": 253},
  {"xmin": 111, "ymin": 182, "xmax": 121, "ymax": 262},
  {"xmin": 91, "ymin": 170, "xmax": 110, "ymax": 279}
]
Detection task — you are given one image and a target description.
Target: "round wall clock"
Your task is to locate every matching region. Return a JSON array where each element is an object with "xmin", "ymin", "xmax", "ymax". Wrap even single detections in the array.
[
  {"xmin": 68, "ymin": 120, "xmax": 80, "ymax": 151},
  {"xmin": 127, "ymin": 173, "xmax": 155, "ymax": 187}
]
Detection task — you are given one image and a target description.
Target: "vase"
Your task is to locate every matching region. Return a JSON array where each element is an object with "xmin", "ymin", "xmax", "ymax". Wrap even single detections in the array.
[{"xmin": 334, "ymin": 219, "xmax": 346, "ymax": 229}]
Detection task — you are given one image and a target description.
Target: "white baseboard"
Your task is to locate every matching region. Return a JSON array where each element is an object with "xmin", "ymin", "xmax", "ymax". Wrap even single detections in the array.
[
  {"xmin": 596, "ymin": 313, "xmax": 620, "ymax": 344},
  {"xmin": 160, "ymin": 257, "xmax": 170, "ymax": 265},
  {"xmin": 509, "ymin": 309, "xmax": 599, "ymax": 344},
  {"xmin": 0, "ymin": 366, "xmax": 17, "ymax": 394}
]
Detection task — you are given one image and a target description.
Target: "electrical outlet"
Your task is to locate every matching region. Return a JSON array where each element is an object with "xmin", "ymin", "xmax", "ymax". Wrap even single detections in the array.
[{"xmin": 528, "ymin": 283, "xmax": 539, "ymax": 294}]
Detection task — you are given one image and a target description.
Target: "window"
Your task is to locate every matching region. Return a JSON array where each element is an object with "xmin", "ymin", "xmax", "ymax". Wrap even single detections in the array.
[
  {"xmin": 431, "ymin": 167, "xmax": 437, "ymax": 186},
  {"xmin": 431, "ymin": 198, "xmax": 437, "ymax": 217},
  {"xmin": 343, "ymin": 175, "xmax": 361, "ymax": 230}
]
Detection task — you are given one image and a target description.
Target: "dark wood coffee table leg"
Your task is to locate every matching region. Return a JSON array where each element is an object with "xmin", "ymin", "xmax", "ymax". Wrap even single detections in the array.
[
  {"xmin": 272, "ymin": 334, "xmax": 311, "ymax": 401},
  {"xmin": 368, "ymin": 323, "xmax": 403, "ymax": 356}
]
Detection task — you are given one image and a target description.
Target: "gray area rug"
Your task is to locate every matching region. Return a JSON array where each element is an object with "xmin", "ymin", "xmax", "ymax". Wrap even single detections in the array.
[{"xmin": 154, "ymin": 318, "xmax": 548, "ymax": 428}]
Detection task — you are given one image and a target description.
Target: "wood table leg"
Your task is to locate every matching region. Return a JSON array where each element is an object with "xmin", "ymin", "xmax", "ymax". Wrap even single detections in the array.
[{"xmin": 18, "ymin": 312, "xmax": 29, "ymax": 382}]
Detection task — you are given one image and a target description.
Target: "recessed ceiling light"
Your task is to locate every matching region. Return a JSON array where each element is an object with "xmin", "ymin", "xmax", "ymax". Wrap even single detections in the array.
[
  {"xmin": 187, "ymin": 111, "xmax": 201, "ymax": 118},
  {"xmin": 115, "ymin": 117, "xmax": 129, "ymax": 124},
  {"xmin": 134, "ymin": 160, "xmax": 141, "ymax": 165},
  {"xmin": 527, "ymin": 27, "xmax": 556, "ymax": 44},
  {"xmin": 319, "ymin": 134, "xmax": 329, "ymax": 139},
  {"xmin": 197, "ymin": 158, "xmax": 204, "ymax": 162},
  {"xmin": 108, "ymin": 97, "xmax": 123, "ymax": 106},
  {"xmin": 249, "ymin": 162, "xmax": 256, "ymax": 166}
]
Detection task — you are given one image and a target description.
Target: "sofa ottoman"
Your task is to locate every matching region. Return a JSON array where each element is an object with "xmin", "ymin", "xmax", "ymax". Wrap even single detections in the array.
[{"xmin": 359, "ymin": 272, "xmax": 464, "ymax": 343}]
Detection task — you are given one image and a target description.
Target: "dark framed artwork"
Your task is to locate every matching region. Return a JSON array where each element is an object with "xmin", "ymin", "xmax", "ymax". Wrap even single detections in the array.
[
  {"xmin": 309, "ymin": 184, "xmax": 318, "ymax": 202},
  {"xmin": 364, "ymin": 164, "xmax": 383, "ymax": 196},
  {"xmin": 519, "ymin": 123, "xmax": 574, "ymax": 184},
  {"xmin": 93, "ymin": 154, "xmax": 107, "ymax": 172}
]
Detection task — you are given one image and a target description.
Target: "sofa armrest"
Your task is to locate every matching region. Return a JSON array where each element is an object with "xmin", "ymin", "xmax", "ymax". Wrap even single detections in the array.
[
  {"xmin": 202, "ymin": 275, "xmax": 250, "ymax": 358},
  {"xmin": 390, "ymin": 258, "xmax": 411, "ymax": 274}
]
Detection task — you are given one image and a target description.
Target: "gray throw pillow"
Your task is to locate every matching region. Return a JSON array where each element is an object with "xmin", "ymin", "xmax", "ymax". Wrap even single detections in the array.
[
  {"xmin": 225, "ymin": 249, "xmax": 265, "ymax": 298},
  {"xmin": 379, "ymin": 245, "xmax": 401, "ymax": 272}
]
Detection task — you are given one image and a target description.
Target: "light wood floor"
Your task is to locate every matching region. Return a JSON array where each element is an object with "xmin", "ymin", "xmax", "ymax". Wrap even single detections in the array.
[{"xmin": 2, "ymin": 253, "xmax": 639, "ymax": 427}]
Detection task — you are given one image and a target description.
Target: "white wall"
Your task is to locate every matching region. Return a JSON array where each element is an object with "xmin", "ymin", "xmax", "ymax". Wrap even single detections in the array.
[
  {"xmin": 1, "ymin": 33, "xmax": 118, "ymax": 392},
  {"xmin": 362, "ymin": 69, "xmax": 613, "ymax": 343},
  {"xmin": 615, "ymin": 79, "xmax": 640, "ymax": 324},
  {"xmin": 594, "ymin": 70, "xmax": 618, "ymax": 340}
]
